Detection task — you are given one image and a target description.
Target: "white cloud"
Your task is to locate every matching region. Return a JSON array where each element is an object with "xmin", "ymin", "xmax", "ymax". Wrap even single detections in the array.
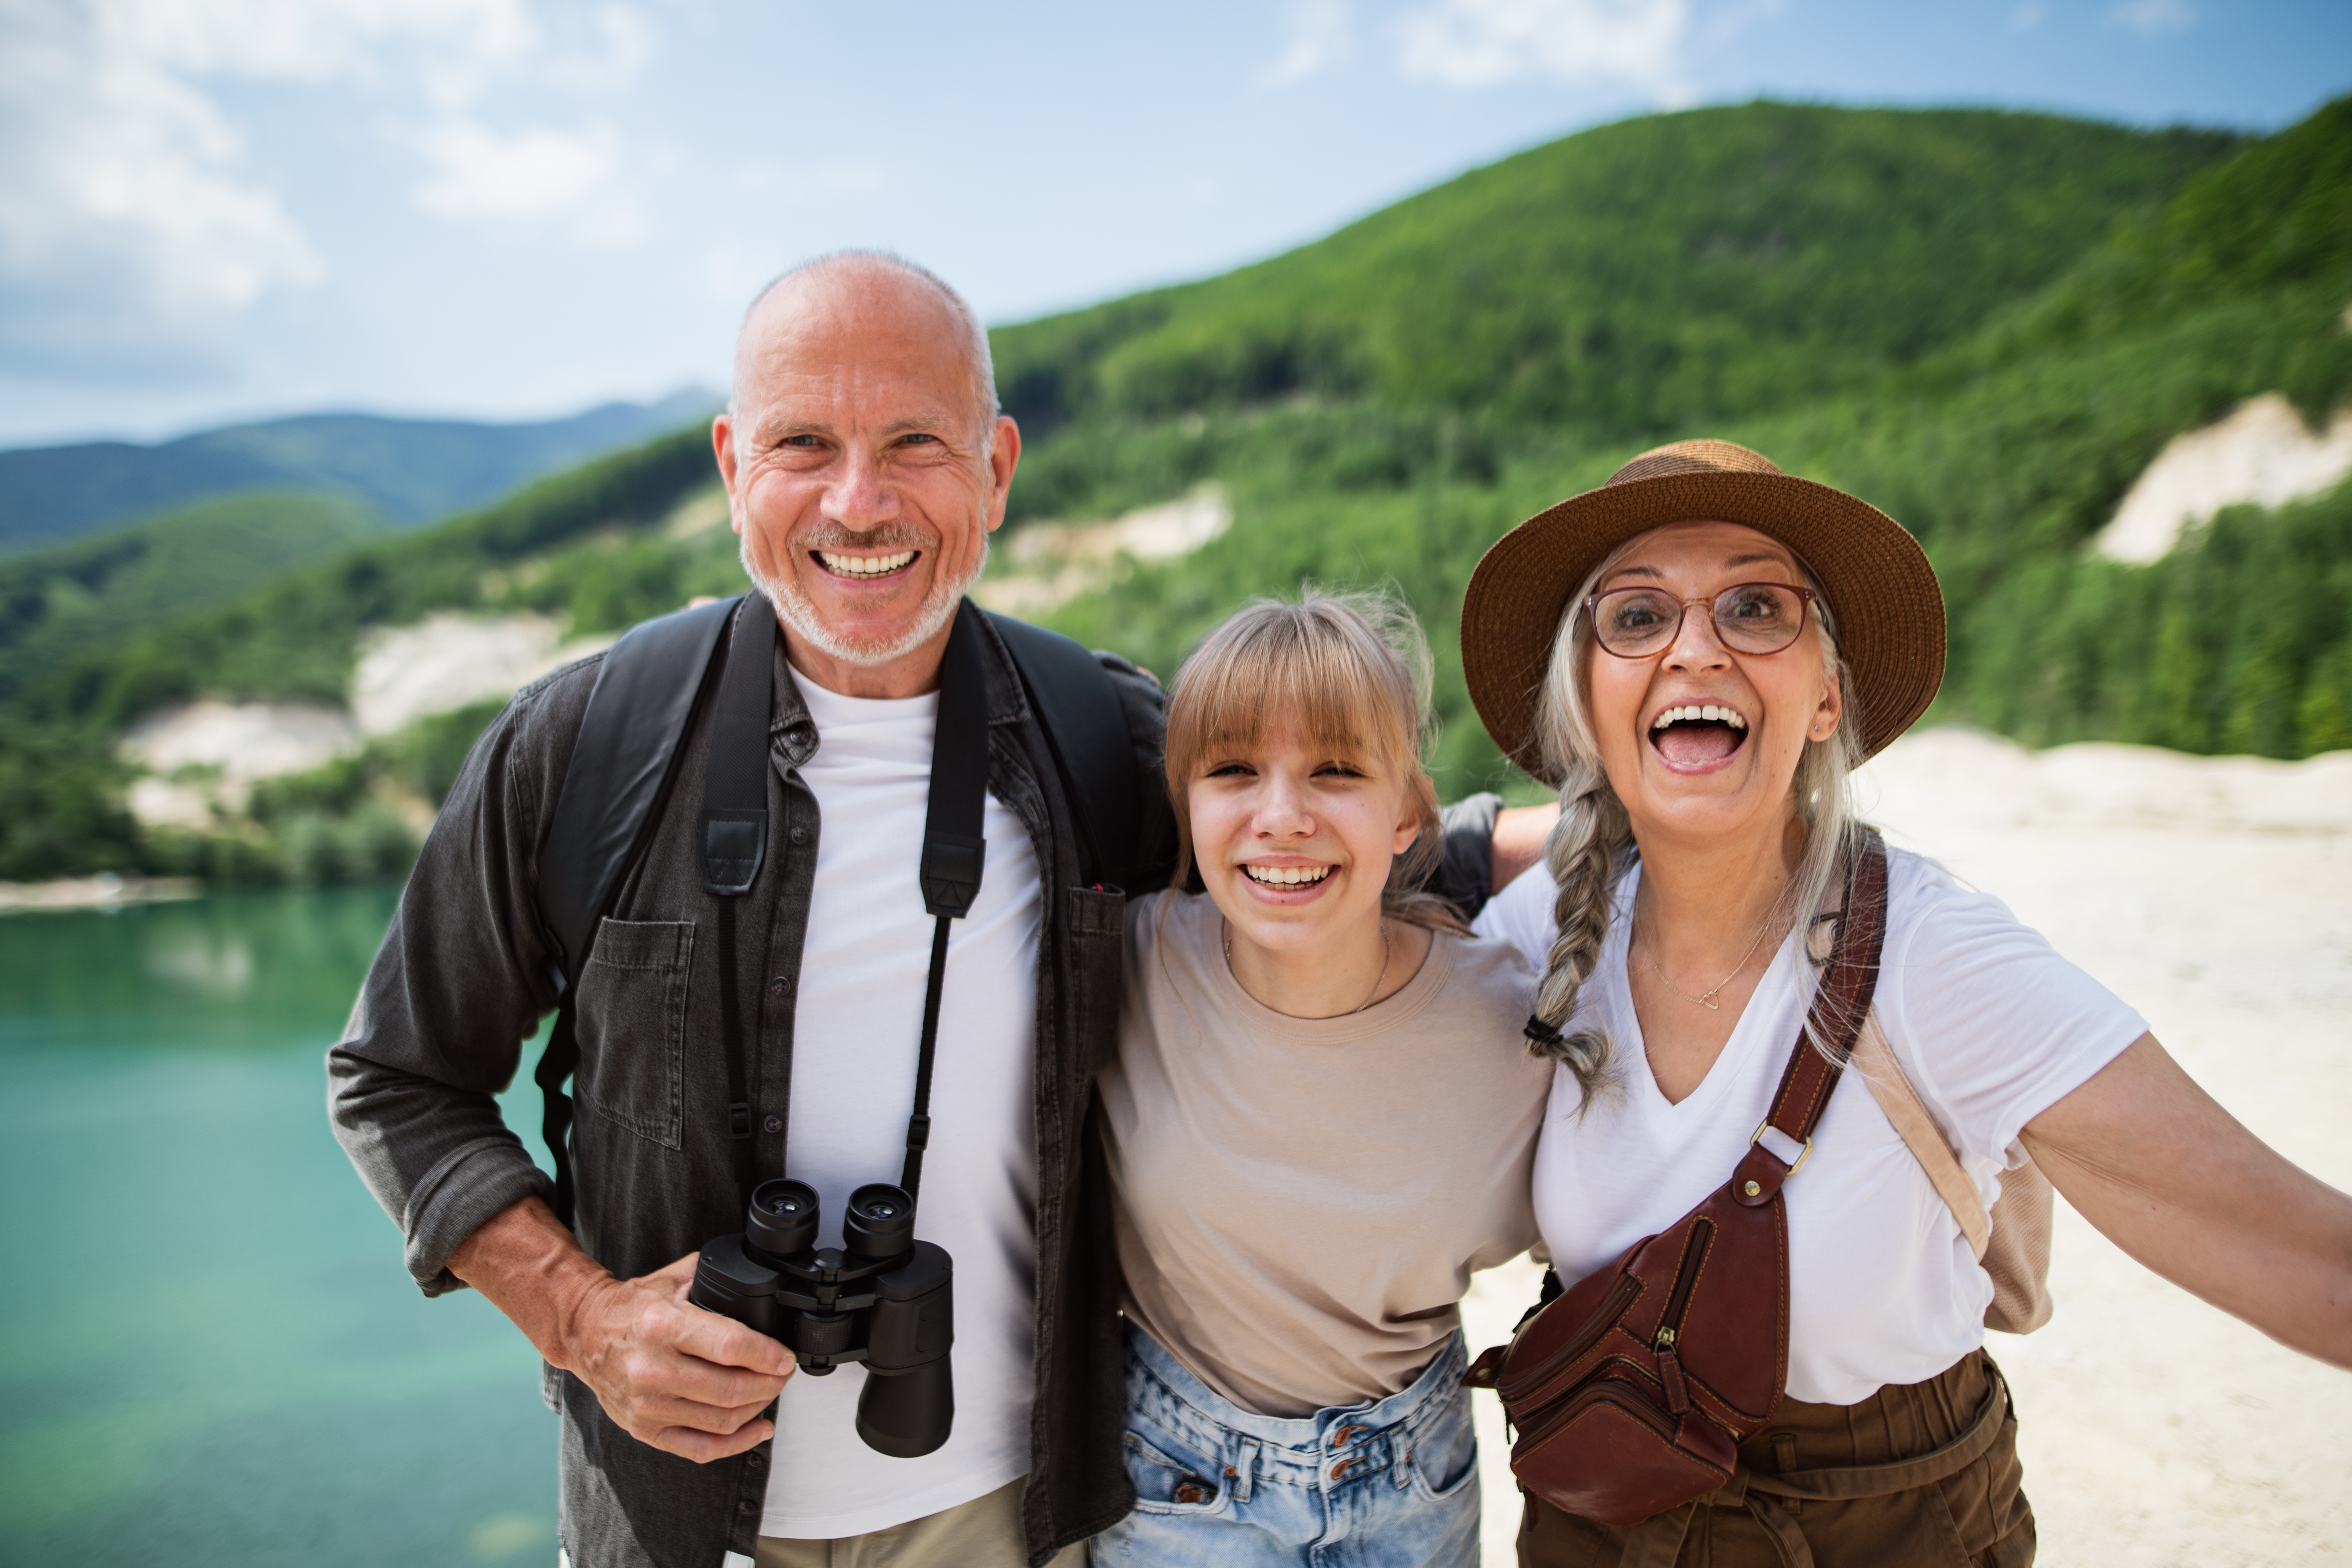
[
  {"xmin": 411, "ymin": 121, "xmax": 618, "ymax": 219},
  {"xmin": 2108, "ymin": 0, "xmax": 2193, "ymax": 36},
  {"xmin": 0, "ymin": 0, "xmax": 650, "ymax": 380},
  {"xmin": 0, "ymin": 0, "xmax": 322, "ymax": 373},
  {"xmin": 1265, "ymin": 0, "xmax": 1354, "ymax": 86},
  {"xmin": 1397, "ymin": 0, "xmax": 1688, "ymax": 89}
]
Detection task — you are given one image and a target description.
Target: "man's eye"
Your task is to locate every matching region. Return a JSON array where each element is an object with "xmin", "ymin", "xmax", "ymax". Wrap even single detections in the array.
[
  {"xmin": 778, "ymin": 434, "xmax": 820, "ymax": 448},
  {"xmin": 900, "ymin": 432, "xmax": 938, "ymax": 445}
]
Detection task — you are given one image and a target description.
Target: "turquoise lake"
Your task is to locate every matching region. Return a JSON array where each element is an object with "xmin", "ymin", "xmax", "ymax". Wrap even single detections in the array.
[{"xmin": 0, "ymin": 888, "xmax": 559, "ymax": 1566}]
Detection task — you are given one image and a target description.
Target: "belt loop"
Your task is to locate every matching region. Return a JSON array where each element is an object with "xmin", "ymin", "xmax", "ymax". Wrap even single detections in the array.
[{"xmin": 1228, "ymin": 1436, "xmax": 1259, "ymax": 1504}]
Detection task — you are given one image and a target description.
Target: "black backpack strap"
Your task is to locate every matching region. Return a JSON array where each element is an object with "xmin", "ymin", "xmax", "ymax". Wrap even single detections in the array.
[
  {"xmin": 532, "ymin": 592, "xmax": 746, "ymax": 1227},
  {"xmin": 698, "ymin": 595, "xmax": 778, "ymax": 1213},
  {"xmin": 984, "ymin": 609, "xmax": 1144, "ymax": 890}
]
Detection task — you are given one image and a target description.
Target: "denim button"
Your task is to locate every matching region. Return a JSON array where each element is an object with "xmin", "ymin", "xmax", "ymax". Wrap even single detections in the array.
[
  {"xmin": 769, "ymin": 977, "xmax": 789, "ymax": 996},
  {"xmin": 789, "ymin": 826, "xmax": 809, "ymax": 845},
  {"xmin": 746, "ymin": 1451, "xmax": 766, "ymax": 1469},
  {"xmin": 763, "ymin": 1114, "xmax": 783, "ymax": 1134}
]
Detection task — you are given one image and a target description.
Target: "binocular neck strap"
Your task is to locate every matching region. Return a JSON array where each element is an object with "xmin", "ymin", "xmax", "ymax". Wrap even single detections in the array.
[
  {"xmin": 696, "ymin": 597, "xmax": 993, "ymax": 1215},
  {"xmin": 904, "ymin": 602, "xmax": 992, "ymax": 1202}
]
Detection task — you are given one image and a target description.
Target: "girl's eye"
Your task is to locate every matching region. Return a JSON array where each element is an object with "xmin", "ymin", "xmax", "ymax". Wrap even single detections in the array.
[
  {"xmin": 1204, "ymin": 761, "xmax": 1254, "ymax": 778},
  {"xmin": 1315, "ymin": 761, "xmax": 1367, "ymax": 779}
]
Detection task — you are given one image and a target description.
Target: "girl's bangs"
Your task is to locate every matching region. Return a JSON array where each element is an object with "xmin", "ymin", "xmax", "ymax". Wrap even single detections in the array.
[{"xmin": 1170, "ymin": 611, "xmax": 1419, "ymax": 778}]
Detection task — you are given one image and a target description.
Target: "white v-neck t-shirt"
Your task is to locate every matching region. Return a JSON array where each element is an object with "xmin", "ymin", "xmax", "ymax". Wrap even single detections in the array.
[
  {"xmin": 1474, "ymin": 845, "xmax": 2146, "ymax": 1404},
  {"xmin": 757, "ymin": 668, "xmax": 1044, "ymax": 1539}
]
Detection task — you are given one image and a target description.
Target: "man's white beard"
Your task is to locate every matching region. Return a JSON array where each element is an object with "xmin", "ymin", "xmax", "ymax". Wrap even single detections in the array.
[{"xmin": 741, "ymin": 532, "xmax": 988, "ymax": 668}]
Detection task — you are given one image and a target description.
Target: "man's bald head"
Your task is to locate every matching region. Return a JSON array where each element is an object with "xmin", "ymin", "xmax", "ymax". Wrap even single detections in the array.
[{"xmin": 730, "ymin": 251, "xmax": 997, "ymax": 455}]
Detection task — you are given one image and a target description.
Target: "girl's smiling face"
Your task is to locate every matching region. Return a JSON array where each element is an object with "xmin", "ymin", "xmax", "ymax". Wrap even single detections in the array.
[
  {"xmin": 1187, "ymin": 717, "xmax": 1422, "ymax": 958},
  {"xmin": 1584, "ymin": 520, "xmax": 1842, "ymax": 845}
]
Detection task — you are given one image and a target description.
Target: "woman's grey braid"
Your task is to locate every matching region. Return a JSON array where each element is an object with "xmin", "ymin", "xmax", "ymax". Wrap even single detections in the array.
[{"xmin": 1526, "ymin": 759, "xmax": 1630, "ymax": 1109}]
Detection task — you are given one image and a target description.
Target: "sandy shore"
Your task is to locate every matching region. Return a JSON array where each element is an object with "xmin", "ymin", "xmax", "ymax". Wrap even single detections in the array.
[{"xmin": 1461, "ymin": 728, "xmax": 2352, "ymax": 1565}]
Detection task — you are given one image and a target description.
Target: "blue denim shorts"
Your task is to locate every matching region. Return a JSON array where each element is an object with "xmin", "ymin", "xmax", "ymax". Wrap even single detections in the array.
[{"xmin": 1090, "ymin": 1325, "xmax": 1482, "ymax": 1568}]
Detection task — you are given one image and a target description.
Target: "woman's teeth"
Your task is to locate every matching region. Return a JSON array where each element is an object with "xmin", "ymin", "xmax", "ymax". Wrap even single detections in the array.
[
  {"xmin": 1650, "ymin": 704, "xmax": 1748, "ymax": 732},
  {"xmin": 1243, "ymin": 864, "xmax": 1331, "ymax": 887},
  {"xmin": 819, "ymin": 549, "xmax": 916, "ymax": 577}
]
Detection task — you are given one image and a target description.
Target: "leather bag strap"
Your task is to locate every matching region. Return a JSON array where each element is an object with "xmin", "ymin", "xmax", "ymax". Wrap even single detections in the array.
[{"xmin": 1733, "ymin": 829, "xmax": 1890, "ymax": 1208}]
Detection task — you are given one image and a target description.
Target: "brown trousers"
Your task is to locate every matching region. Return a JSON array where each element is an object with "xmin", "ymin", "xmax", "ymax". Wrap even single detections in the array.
[
  {"xmin": 752, "ymin": 1479, "xmax": 1088, "ymax": 1568},
  {"xmin": 1518, "ymin": 1351, "xmax": 2034, "ymax": 1568}
]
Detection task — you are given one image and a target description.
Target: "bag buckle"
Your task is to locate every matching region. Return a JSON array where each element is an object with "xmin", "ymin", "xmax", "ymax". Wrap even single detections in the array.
[{"xmin": 1750, "ymin": 1121, "xmax": 1811, "ymax": 1173}]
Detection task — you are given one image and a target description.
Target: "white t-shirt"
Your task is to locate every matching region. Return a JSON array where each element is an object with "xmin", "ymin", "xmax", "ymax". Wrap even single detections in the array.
[
  {"xmin": 758, "ymin": 668, "xmax": 1044, "ymax": 1539},
  {"xmin": 1474, "ymin": 845, "xmax": 2147, "ymax": 1405}
]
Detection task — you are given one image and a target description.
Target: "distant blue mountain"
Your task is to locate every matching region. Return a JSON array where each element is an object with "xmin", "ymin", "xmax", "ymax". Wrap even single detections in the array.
[{"xmin": 0, "ymin": 389, "xmax": 719, "ymax": 554}]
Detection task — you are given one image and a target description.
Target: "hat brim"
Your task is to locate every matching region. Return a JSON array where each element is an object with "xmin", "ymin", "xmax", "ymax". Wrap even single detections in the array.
[{"xmin": 1461, "ymin": 470, "xmax": 1945, "ymax": 786}]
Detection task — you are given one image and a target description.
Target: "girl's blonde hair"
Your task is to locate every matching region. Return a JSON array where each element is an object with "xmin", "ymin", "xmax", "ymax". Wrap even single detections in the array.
[
  {"xmin": 1528, "ymin": 536, "xmax": 1863, "ymax": 1109},
  {"xmin": 1164, "ymin": 591, "xmax": 1464, "ymax": 932}
]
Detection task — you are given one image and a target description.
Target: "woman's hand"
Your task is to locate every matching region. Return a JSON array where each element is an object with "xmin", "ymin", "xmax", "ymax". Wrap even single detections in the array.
[{"xmin": 2022, "ymin": 1034, "xmax": 2352, "ymax": 1369}]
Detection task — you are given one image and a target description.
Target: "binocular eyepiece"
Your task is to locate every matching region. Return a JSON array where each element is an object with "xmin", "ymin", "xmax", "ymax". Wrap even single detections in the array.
[{"xmin": 690, "ymin": 1178, "xmax": 954, "ymax": 1458}]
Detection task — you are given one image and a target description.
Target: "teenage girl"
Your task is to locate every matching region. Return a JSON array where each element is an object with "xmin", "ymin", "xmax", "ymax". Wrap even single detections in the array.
[{"xmin": 1091, "ymin": 593, "xmax": 1552, "ymax": 1568}]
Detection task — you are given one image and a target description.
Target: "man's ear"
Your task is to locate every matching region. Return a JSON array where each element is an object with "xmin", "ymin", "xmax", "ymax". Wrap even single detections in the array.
[
  {"xmin": 984, "ymin": 415, "xmax": 1022, "ymax": 533},
  {"xmin": 713, "ymin": 415, "xmax": 745, "ymax": 536}
]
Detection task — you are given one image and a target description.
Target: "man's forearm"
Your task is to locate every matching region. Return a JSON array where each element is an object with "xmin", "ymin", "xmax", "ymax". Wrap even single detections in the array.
[
  {"xmin": 447, "ymin": 1194, "xmax": 614, "ymax": 1369},
  {"xmin": 1492, "ymin": 802, "xmax": 1560, "ymax": 895}
]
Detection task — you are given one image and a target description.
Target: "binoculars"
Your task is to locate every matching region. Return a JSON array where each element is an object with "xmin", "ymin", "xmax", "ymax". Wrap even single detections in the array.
[{"xmin": 690, "ymin": 1178, "xmax": 955, "ymax": 1458}]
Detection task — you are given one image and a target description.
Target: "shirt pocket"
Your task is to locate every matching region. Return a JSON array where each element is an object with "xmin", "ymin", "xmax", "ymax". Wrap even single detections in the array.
[
  {"xmin": 1065, "ymin": 885, "xmax": 1126, "ymax": 1074},
  {"xmin": 573, "ymin": 917, "xmax": 695, "ymax": 1150}
]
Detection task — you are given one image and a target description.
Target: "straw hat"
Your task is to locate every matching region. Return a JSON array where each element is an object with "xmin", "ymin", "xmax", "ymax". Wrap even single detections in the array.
[{"xmin": 1461, "ymin": 440, "xmax": 1944, "ymax": 786}]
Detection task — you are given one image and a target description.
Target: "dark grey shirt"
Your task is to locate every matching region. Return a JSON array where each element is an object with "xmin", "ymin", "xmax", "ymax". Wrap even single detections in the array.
[{"xmin": 328, "ymin": 604, "xmax": 1503, "ymax": 1568}]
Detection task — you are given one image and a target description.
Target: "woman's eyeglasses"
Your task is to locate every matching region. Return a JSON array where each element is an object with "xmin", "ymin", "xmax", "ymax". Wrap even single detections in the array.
[{"xmin": 1584, "ymin": 583, "xmax": 1815, "ymax": 659}]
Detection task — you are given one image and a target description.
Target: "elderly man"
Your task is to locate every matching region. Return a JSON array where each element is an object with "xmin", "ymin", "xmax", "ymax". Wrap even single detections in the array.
[{"xmin": 330, "ymin": 252, "xmax": 1543, "ymax": 1568}]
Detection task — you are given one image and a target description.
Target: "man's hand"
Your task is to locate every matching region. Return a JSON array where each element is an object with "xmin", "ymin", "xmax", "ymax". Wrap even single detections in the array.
[{"xmin": 449, "ymin": 1196, "xmax": 795, "ymax": 1462}]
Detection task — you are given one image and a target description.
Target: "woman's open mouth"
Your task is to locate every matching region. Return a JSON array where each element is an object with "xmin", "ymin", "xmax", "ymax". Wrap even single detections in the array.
[
  {"xmin": 1648, "ymin": 703, "xmax": 1749, "ymax": 771},
  {"xmin": 815, "ymin": 548, "xmax": 919, "ymax": 580}
]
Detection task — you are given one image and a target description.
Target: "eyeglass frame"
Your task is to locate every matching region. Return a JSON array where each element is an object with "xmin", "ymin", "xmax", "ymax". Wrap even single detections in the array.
[{"xmin": 1582, "ymin": 582, "xmax": 1818, "ymax": 659}]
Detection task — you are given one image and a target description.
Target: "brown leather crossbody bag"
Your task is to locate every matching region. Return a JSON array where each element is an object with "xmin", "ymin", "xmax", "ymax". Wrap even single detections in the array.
[{"xmin": 1466, "ymin": 830, "xmax": 1890, "ymax": 1527}]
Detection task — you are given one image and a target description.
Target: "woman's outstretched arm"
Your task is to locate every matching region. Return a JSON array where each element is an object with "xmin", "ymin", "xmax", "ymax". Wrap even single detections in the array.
[{"xmin": 2022, "ymin": 1033, "xmax": 2352, "ymax": 1368}]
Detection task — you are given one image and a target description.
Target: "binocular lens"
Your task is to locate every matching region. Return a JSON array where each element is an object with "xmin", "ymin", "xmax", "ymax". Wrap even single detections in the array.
[
  {"xmin": 746, "ymin": 1178, "xmax": 821, "ymax": 1259},
  {"xmin": 844, "ymin": 1183, "xmax": 917, "ymax": 1260}
]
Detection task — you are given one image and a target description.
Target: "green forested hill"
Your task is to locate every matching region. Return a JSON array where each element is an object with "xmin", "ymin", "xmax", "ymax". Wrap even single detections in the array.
[
  {"xmin": 0, "ymin": 391, "xmax": 717, "ymax": 555},
  {"xmin": 4, "ymin": 98, "xmax": 2346, "ymax": 884},
  {"xmin": 992, "ymin": 105, "xmax": 2243, "ymax": 445},
  {"xmin": 0, "ymin": 492, "xmax": 391, "ymax": 705}
]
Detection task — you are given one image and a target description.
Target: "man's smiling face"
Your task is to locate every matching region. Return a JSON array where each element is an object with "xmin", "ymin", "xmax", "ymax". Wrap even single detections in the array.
[{"xmin": 714, "ymin": 260, "xmax": 1019, "ymax": 697}]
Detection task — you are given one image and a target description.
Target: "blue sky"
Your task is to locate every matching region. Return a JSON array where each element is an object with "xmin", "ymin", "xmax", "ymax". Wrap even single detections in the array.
[{"xmin": 1, "ymin": 0, "xmax": 2345, "ymax": 448}]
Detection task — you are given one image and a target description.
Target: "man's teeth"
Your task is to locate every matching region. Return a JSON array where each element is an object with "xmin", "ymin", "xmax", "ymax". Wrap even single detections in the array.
[
  {"xmin": 1650, "ymin": 704, "xmax": 1748, "ymax": 731},
  {"xmin": 1243, "ymin": 864, "xmax": 1331, "ymax": 887},
  {"xmin": 819, "ymin": 550, "xmax": 916, "ymax": 577}
]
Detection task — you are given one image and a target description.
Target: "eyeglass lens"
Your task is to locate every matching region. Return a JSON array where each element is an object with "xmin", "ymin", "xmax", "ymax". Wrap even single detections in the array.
[{"xmin": 1591, "ymin": 584, "xmax": 1808, "ymax": 657}]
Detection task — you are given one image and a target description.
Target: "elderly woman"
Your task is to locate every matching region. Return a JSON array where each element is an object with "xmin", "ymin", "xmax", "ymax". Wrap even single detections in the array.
[{"xmin": 1463, "ymin": 441, "xmax": 2352, "ymax": 1567}]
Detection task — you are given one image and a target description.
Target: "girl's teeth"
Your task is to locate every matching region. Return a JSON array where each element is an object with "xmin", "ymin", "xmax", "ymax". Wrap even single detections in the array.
[
  {"xmin": 820, "ymin": 550, "xmax": 917, "ymax": 577},
  {"xmin": 1244, "ymin": 865, "xmax": 1330, "ymax": 886}
]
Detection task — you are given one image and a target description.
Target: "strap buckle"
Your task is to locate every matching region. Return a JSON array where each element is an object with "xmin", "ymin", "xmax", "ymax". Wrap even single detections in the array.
[{"xmin": 1751, "ymin": 1120, "xmax": 1811, "ymax": 1173}]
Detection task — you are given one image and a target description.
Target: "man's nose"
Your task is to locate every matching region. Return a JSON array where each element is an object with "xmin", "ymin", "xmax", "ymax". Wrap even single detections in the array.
[{"xmin": 823, "ymin": 444, "xmax": 897, "ymax": 529}]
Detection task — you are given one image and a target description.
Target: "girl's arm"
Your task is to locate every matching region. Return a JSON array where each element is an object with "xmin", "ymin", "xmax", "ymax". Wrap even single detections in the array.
[{"xmin": 2021, "ymin": 1033, "xmax": 2352, "ymax": 1367}]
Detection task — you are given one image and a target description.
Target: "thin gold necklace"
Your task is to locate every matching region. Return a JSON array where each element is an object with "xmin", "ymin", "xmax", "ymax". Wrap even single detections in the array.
[
  {"xmin": 1225, "ymin": 918, "xmax": 1393, "ymax": 1016},
  {"xmin": 1637, "ymin": 908, "xmax": 1774, "ymax": 1011}
]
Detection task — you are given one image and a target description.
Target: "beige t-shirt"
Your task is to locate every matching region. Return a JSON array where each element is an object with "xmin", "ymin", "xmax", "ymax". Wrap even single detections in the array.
[{"xmin": 1099, "ymin": 889, "xmax": 1552, "ymax": 1417}]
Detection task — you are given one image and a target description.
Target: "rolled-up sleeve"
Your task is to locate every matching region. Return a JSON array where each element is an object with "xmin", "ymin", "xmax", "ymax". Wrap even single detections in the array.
[{"xmin": 327, "ymin": 666, "xmax": 589, "ymax": 1295}]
